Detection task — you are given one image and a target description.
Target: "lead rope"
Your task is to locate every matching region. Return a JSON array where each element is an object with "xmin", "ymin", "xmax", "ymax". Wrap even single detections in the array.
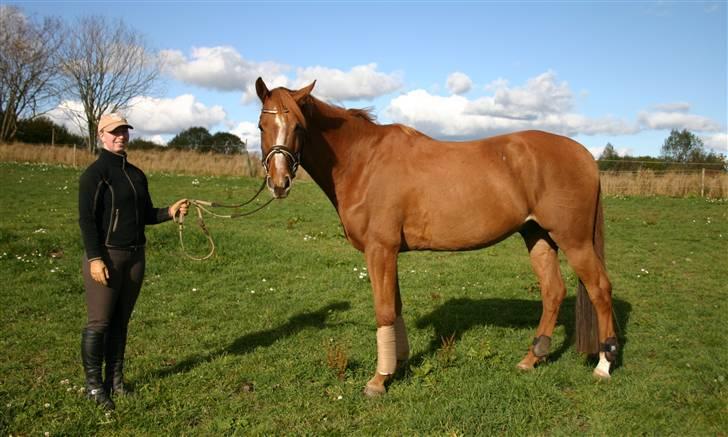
[{"xmin": 173, "ymin": 178, "xmax": 274, "ymax": 260}]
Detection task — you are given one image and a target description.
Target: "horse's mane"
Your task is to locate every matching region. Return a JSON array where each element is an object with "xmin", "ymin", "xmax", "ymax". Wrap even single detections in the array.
[{"xmin": 306, "ymin": 95, "xmax": 427, "ymax": 138}]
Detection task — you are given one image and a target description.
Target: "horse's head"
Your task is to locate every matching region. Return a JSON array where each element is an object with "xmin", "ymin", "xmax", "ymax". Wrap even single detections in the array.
[{"xmin": 255, "ymin": 77, "xmax": 316, "ymax": 199}]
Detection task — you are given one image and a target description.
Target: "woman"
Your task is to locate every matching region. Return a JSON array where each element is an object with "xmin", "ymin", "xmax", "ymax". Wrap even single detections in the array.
[{"xmin": 78, "ymin": 113, "xmax": 189, "ymax": 410}]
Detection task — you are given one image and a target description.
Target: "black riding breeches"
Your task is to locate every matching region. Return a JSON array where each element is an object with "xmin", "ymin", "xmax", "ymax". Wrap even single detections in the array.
[{"xmin": 82, "ymin": 248, "xmax": 145, "ymax": 336}]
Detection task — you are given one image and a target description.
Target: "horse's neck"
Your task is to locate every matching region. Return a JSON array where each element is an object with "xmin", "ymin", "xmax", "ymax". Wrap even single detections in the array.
[{"xmin": 302, "ymin": 118, "xmax": 374, "ymax": 210}]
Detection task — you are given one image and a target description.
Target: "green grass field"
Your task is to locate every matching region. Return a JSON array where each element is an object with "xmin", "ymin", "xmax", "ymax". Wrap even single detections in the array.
[{"xmin": 1, "ymin": 161, "xmax": 726, "ymax": 435}]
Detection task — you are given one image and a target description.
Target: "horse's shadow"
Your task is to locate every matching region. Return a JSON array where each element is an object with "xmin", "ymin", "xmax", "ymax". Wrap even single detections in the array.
[
  {"xmin": 412, "ymin": 295, "xmax": 632, "ymax": 368},
  {"xmin": 153, "ymin": 301, "xmax": 351, "ymax": 379},
  {"xmin": 151, "ymin": 295, "xmax": 631, "ymax": 380}
]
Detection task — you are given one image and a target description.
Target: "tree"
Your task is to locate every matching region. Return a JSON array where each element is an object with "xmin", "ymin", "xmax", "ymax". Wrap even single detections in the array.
[
  {"xmin": 0, "ymin": 6, "xmax": 63, "ymax": 142},
  {"xmin": 210, "ymin": 132, "xmax": 246, "ymax": 154},
  {"xmin": 127, "ymin": 138, "xmax": 162, "ymax": 150},
  {"xmin": 168, "ymin": 127, "xmax": 213, "ymax": 150},
  {"xmin": 58, "ymin": 16, "xmax": 161, "ymax": 152},
  {"xmin": 15, "ymin": 115, "xmax": 84, "ymax": 145},
  {"xmin": 661, "ymin": 129, "xmax": 708, "ymax": 163},
  {"xmin": 599, "ymin": 142, "xmax": 619, "ymax": 161}
]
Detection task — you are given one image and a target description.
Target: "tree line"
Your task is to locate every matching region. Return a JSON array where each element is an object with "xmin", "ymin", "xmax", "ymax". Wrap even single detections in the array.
[
  {"xmin": 598, "ymin": 129, "xmax": 725, "ymax": 171},
  {"xmin": 9, "ymin": 114, "xmax": 248, "ymax": 155},
  {"xmin": 0, "ymin": 5, "xmax": 246, "ymax": 154}
]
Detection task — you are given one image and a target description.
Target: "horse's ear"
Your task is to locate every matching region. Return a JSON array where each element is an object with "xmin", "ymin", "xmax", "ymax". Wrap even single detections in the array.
[
  {"xmin": 292, "ymin": 80, "xmax": 316, "ymax": 104},
  {"xmin": 255, "ymin": 77, "xmax": 269, "ymax": 102}
]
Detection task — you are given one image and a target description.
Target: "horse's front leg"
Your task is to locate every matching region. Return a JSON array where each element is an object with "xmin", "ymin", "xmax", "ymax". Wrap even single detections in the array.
[{"xmin": 363, "ymin": 243, "xmax": 407, "ymax": 397}]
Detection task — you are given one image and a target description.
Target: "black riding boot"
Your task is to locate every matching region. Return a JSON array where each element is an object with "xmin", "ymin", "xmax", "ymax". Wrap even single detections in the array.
[
  {"xmin": 105, "ymin": 332, "xmax": 130, "ymax": 396},
  {"xmin": 81, "ymin": 329, "xmax": 115, "ymax": 410}
]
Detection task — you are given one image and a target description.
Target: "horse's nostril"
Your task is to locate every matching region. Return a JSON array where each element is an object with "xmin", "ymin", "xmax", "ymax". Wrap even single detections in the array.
[{"xmin": 283, "ymin": 176, "xmax": 291, "ymax": 190}]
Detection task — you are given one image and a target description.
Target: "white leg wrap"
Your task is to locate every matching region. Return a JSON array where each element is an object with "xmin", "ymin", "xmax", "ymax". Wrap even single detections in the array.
[
  {"xmin": 594, "ymin": 352, "xmax": 612, "ymax": 378},
  {"xmin": 394, "ymin": 315, "xmax": 410, "ymax": 361},
  {"xmin": 376, "ymin": 325, "xmax": 397, "ymax": 375}
]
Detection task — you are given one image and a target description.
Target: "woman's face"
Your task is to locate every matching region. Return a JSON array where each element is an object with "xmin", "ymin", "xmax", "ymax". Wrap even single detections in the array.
[{"xmin": 100, "ymin": 126, "xmax": 129, "ymax": 154}]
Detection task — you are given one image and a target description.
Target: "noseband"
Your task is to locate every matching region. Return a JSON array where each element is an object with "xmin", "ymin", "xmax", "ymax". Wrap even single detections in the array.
[{"xmin": 261, "ymin": 107, "xmax": 302, "ymax": 177}]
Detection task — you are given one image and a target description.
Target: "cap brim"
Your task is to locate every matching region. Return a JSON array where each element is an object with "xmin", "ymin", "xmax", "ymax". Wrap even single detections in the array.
[{"xmin": 99, "ymin": 121, "xmax": 134, "ymax": 133}]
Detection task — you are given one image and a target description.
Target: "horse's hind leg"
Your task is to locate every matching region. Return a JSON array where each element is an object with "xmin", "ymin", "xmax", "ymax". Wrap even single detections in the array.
[
  {"xmin": 561, "ymin": 244, "xmax": 616, "ymax": 378},
  {"xmin": 517, "ymin": 225, "xmax": 566, "ymax": 370}
]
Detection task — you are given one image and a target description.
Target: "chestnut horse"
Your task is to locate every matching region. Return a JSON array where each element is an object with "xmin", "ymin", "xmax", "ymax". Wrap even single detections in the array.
[{"xmin": 254, "ymin": 77, "xmax": 617, "ymax": 396}]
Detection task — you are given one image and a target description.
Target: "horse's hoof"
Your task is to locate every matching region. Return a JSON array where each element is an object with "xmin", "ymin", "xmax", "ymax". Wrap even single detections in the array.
[
  {"xmin": 363, "ymin": 383, "xmax": 386, "ymax": 397},
  {"xmin": 516, "ymin": 361, "xmax": 535, "ymax": 371},
  {"xmin": 593, "ymin": 368, "xmax": 611, "ymax": 380}
]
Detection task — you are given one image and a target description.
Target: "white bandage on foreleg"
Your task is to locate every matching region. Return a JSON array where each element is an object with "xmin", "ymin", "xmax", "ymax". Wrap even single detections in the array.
[
  {"xmin": 376, "ymin": 325, "xmax": 397, "ymax": 375},
  {"xmin": 394, "ymin": 315, "xmax": 410, "ymax": 361}
]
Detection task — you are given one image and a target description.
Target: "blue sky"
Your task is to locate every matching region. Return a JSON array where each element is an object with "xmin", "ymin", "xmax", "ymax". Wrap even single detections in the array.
[{"xmin": 14, "ymin": 1, "xmax": 728, "ymax": 157}]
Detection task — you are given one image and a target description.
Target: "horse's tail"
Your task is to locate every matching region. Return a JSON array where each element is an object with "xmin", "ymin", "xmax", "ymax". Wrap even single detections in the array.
[{"xmin": 575, "ymin": 181, "xmax": 604, "ymax": 355}]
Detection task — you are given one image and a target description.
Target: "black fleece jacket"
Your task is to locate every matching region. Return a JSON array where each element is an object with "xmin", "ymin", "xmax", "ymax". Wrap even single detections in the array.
[{"xmin": 78, "ymin": 149, "xmax": 171, "ymax": 261}]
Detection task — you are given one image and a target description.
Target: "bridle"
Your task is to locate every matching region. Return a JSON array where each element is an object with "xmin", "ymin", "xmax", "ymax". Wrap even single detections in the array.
[{"xmin": 261, "ymin": 107, "xmax": 303, "ymax": 178}]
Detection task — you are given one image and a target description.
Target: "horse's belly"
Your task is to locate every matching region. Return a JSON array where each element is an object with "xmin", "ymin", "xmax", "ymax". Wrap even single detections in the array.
[{"xmin": 402, "ymin": 210, "xmax": 522, "ymax": 251}]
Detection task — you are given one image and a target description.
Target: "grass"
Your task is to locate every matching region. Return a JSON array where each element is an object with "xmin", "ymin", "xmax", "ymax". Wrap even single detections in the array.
[{"xmin": 1, "ymin": 161, "xmax": 726, "ymax": 435}]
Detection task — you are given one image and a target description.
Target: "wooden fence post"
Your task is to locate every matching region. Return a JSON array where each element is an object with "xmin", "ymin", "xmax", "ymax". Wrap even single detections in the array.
[{"xmin": 701, "ymin": 168, "xmax": 705, "ymax": 197}]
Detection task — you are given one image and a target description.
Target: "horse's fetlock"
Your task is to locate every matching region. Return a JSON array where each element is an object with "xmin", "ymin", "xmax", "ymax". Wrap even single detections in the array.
[
  {"xmin": 601, "ymin": 336, "xmax": 619, "ymax": 362},
  {"xmin": 532, "ymin": 335, "xmax": 551, "ymax": 357}
]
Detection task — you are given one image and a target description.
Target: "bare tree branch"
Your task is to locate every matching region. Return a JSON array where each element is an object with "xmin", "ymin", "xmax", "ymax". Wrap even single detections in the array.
[
  {"xmin": 59, "ymin": 16, "xmax": 162, "ymax": 151},
  {"xmin": 0, "ymin": 6, "xmax": 63, "ymax": 142}
]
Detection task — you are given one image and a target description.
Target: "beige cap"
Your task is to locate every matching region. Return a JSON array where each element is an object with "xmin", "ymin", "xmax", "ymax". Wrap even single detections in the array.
[{"xmin": 98, "ymin": 113, "xmax": 133, "ymax": 133}]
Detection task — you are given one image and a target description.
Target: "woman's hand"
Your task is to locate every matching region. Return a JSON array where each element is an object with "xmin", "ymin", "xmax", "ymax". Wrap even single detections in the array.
[
  {"xmin": 169, "ymin": 199, "xmax": 190, "ymax": 222},
  {"xmin": 89, "ymin": 259, "xmax": 109, "ymax": 286}
]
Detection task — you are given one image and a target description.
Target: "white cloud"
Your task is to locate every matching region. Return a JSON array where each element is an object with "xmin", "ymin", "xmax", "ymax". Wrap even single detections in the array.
[
  {"xmin": 293, "ymin": 63, "xmax": 403, "ymax": 102},
  {"xmin": 161, "ymin": 46, "xmax": 289, "ymax": 93},
  {"xmin": 637, "ymin": 110, "xmax": 722, "ymax": 132},
  {"xmin": 126, "ymin": 95, "xmax": 226, "ymax": 136},
  {"xmin": 162, "ymin": 46, "xmax": 402, "ymax": 103},
  {"xmin": 446, "ymin": 72, "xmax": 472, "ymax": 95},
  {"xmin": 702, "ymin": 132, "xmax": 728, "ymax": 153},
  {"xmin": 146, "ymin": 135, "xmax": 167, "ymax": 145},
  {"xmin": 230, "ymin": 121, "xmax": 261, "ymax": 154},
  {"xmin": 47, "ymin": 100, "xmax": 85, "ymax": 135},
  {"xmin": 46, "ymin": 95, "xmax": 227, "ymax": 142},
  {"xmin": 384, "ymin": 71, "xmax": 638, "ymax": 140},
  {"xmin": 384, "ymin": 71, "xmax": 726, "ymax": 142},
  {"xmin": 469, "ymin": 71, "xmax": 573, "ymax": 118}
]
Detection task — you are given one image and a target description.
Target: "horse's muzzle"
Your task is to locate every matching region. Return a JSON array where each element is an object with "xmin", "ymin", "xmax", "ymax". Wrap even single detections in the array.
[{"xmin": 267, "ymin": 174, "xmax": 291, "ymax": 198}]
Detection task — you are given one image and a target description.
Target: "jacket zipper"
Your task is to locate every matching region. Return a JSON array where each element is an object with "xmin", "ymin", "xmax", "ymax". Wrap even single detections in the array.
[
  {"xmin": 112, "ymin": 209, "xmax": 120, "ymax": 232},
  {"xmin": 121, "ymin": 158, "xmax": 140, "ymax": 242}
]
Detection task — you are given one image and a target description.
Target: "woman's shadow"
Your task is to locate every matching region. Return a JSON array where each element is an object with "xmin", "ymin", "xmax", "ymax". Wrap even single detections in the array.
[
  {"xmin": 153, "ymin": 301, "xmax": 351, "ymax": 378},
  {"xmin": 412, "ymin": 295, "xmax": 631, "ymax": 368}
]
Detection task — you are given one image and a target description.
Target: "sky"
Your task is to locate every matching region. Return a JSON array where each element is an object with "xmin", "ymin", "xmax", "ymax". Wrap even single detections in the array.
[{"xmin": 12, "ymin": 0, "xmax": 728, "ymax": 158}]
